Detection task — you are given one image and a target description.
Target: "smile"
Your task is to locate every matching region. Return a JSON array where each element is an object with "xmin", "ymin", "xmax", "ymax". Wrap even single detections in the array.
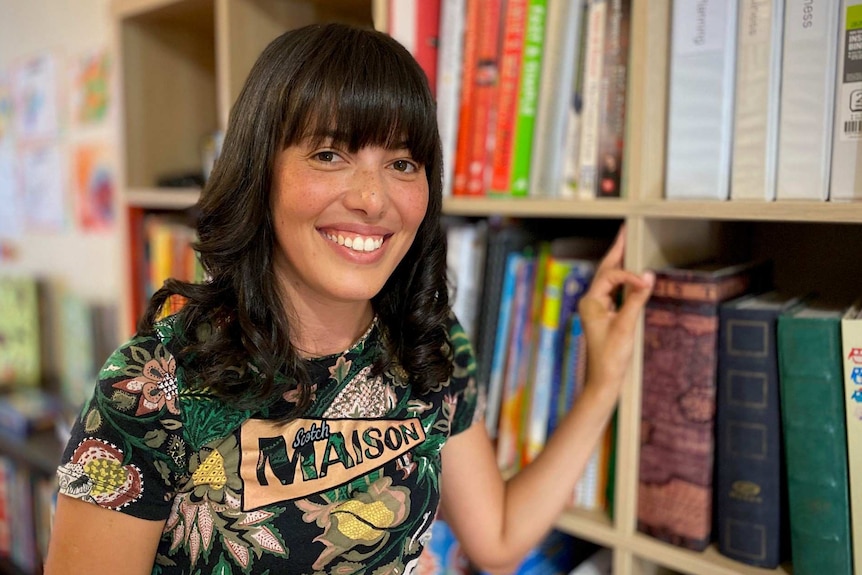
[{"xmin": 323, "ymin": 232, "xmax": 385, "ymax": 253}]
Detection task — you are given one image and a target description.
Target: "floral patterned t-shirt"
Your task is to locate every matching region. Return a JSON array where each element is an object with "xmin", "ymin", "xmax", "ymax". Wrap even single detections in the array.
[{"xmin": 56, "ymin": 313, "xmax": 480, "ymax": 575}]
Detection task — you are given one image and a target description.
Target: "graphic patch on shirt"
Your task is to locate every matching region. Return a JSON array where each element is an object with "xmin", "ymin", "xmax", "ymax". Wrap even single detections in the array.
[{"xmin": 239, "ymin": 417, "xmax": 426, "ymax": 510}]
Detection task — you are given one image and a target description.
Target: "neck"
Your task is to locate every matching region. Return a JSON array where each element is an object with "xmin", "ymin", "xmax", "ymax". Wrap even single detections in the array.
[{"xmin": 287, "ymin": 300, "xmax": 375, "ymax": 358}]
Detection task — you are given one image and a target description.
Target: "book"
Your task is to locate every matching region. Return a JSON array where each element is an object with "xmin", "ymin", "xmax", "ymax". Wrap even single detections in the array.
[
  {"xmin": 715, "ymin": 291, "xmax": 800, "ymax": 568},
  {"xmin": 546, "ymin": 262, "xmax": 595, "ymax": 436},
  {"xmin": 479, "ymin": 530, "xmax": 599, "ymax": 575},
  {"xmin": 528, "ymin": 0, "xmax": 585, "ymax": 197},
  {"xmin": 0, "ymin": 389, "xmax": 62, "ymax": 440},
  {"xmin": 775, "ymin": 0, "xmax": 841, "ymax": 200},
  {"xmin": 451, "ymin": 0, "xmax": 484, "ymax": 196},
  {"xmin": 0, "ymin": 276, "xmax": 42, "ymax": 390},
  {"xmin": 829, "ymin": 0, "xmax": 862, "ymax": 201},
  {"xmin": 416, "ymin": 519, "xmax": 472, "ymax": 573},
  {"xmin": 445, "ymin": 219, "xmax": 488, "ymax": 342},
  {"xmin": 594, "ymin": 0, "xmax": 631, "ymax": 198},
  {"xmin": 729, "ymin": 0, "xmax": 784, "ymax": 201},
  {"xmin": 507, "ymin": 0, "xmax": 549, "ymax": 197},
  {"xmin": 664, "ymin": 0, "xmax": 739, "ymax": 200},
  {"xmin": 436, "ymin": 0, "xmax": 466, "ymax": 197},
  {"xmin": 524, "ymin": 256, "xmax": 585, "ymax": 462},
  {"xmin": 476, "ymin": 221, "xmax": 534, "ymax": 436},
  {"xmin": 840, "ymin": 296, "xmax": 862, "ymax": 575},
  {"xmin": 496, "ymin": 249, "xmax": 538, "ymax": 471},
  {"xmin": 489, "ymin": 0, "xmax": 529, "ymax": 196},
  {"xmin": 561, "ymin": 1, "xmax": 591, "ymax": 198},
  {"xmin": 777, "ymin": 299, "xmax": 853, "ymax": 574},
  {"xmin": 388, "ymin": 0, "xmax": 442, "ymax": 95},
  {"xmin": 575, "ymin": 0, "xmax": 608, "ymax": 199},
  {"xmin": 637, "ymin": 259, "xmax": 770, "ymax": 550}
]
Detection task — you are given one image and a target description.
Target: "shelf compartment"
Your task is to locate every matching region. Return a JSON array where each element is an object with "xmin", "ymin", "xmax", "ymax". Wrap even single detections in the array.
[{"xmin": 119, "ymin": 0, "xmax": 218, "ymax": 189}]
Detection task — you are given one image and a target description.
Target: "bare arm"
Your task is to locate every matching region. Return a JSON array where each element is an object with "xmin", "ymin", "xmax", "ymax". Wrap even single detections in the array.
[
  {"xmin": 45, "ymin": 495, "xmax": 165, "ymax": 575},
  {"xmin": 439, "ymin": 228, "xmax": 654, "ymax": 572}
]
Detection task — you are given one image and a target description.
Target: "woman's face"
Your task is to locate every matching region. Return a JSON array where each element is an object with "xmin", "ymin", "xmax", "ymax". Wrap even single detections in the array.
[{"xmin": 270, "ymin": 138, "xmax": 429, "ymax": 314}]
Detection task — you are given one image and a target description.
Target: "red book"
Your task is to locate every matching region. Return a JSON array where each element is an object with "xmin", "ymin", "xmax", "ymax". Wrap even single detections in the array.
[
  {"xmin": 464, "ymin": 0, "xmax": 504, "ymax": 196},
  {"xmin": 489, "ymin": 0, "xmax": 529, "ymax": 195},
  {"xmin": 388, "ymin": 0, "xmax": 441, "ymax": 94},
  {"xmin": 451, "ymin": 0, "xmax": 483, "ymax": 196}
]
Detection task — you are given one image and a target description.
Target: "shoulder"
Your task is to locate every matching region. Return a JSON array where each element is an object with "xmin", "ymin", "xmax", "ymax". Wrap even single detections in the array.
[{"xmin": 444, "ymin": 311, "xmax": 482, "ymax": 434}]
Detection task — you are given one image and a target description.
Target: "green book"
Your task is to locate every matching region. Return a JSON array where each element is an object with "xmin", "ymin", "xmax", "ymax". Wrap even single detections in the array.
[
  {"xmin": 777, "ymin": 299, "xmax": 853, "ymax": 575},
  {"xmin": 509, "ymin": 0, "xmax": 548, "ymax": 197},
  {"xmin": 0, "ymin": 276, "xmax": 42, "ymax": 389}
]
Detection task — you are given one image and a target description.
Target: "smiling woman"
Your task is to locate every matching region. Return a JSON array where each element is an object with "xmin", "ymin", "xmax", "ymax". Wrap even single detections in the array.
[{"xmin": 44, "ymin": 22, "xmax": 654, "ymax": 575}]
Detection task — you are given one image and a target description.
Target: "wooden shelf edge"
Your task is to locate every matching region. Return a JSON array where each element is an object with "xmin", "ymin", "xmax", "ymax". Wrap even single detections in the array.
[
  {"xmin": 555, "ymin": 507, "xmax": 620, "ymax": 549},
  {"xmin": 126, "ymin": 188, "xmax": 201, "ymax": 210},
  {"xmin": 554, "ymin": 511, "xmax": 791, "ymax": 575},
  {"xmin": 443, "ymin": 196, "xmax": 862, "ymax": 223},
  {"xmin": 442, "ymin": 197, "xmax": 630, "ymax": 219},
  {"xmin": 627, "ymin": 534, "xmax": 792, "ymax": 575},
  {"xmin": 111, "ymin": 0, "xmax": 187, "ymax": 19}
]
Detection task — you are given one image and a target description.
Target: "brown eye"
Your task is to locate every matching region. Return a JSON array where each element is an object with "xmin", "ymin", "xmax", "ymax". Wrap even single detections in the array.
[{"xmin": 392, "ymin": 159, "xmax": 418, "ymax": 173}]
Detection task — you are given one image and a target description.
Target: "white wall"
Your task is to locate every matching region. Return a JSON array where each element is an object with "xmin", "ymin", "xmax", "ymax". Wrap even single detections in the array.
[{"xmin": 0, "ymin": 0, "xmax": 122, "ymax": 304}]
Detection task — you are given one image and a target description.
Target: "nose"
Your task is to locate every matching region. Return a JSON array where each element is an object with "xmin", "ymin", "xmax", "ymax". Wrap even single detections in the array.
[{"xmin": 344, "ymin": 166, "xmax": 388, "ymax": 218}]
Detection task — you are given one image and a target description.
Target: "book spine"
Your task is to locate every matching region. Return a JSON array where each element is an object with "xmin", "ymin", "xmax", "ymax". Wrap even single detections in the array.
[
  {"xmin": 730, "ymin": 0, "xmax": 784, "ymax": 200},
  {"xmin": 778, "ymin": 311, "xmax": 853, "ymax": 574},
  {"xmin": 528, "ymin": 0, "xmax": 584, "ymax": 197},
  {"xmin": 436, "ymin": 0, "xmax": 466, "ymax": 197},
  {"xmin": 486, "ymin": 252, "xmax": 524, "ymax": 438},
  {"xmin": 451, "ymin": 0, "xmax": 482, "ymax": 196},
  {"xmin": 595, "ymin": 0, "xmax": 631, "ymax": 198},
  {"xmin": 465, "ymin": 0, "xmax": 505, "ymax": 196},
  {"xmin": 525, "ymin": 257, "xmax": 571, "ymax": 462},
  {"xmin": 841, "ymin": 303, "xmax": 862, "ymax": 575},
  {"xmin": 637, "ymin": 266, "xmax": 762, "ymax": 550},
  {"xmin": 547, "ymin": 262, "xmax": 594, "ymax": 435},
  {"xmin": 562, "ymin": 2, "xmax": 591, "ymax": 198},
  {"xmin": 489, "ymin": 0, "xmax": 529, "ymax": 195},
  {"xmin": 775, "ymin": 0, "xmax": 841, "ymax": 200},
  {"xmin": 508, "ymin": 0, "xmax": 548, "ymax": 197},
  {"xmin": 664, "ymin": 0, "xmax": 739, "ymax": 200},
  {"xmin": 829, "ymin": 0, "xmax": 862, "ymax": 201},
  {"xmin": 715, "ymin": 303, "xmax": 787, "ymax": 567},
  {"xmin": 576, "ymin": 0, "xmax": 608, "ymax": 199},
  {"xmin": 497, "ymin": 254, "xmax": 536, "ymax": 471}
]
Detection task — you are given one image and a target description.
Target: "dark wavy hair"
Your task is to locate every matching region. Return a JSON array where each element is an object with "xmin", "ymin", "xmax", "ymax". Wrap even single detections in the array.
[{"xmin": 139, "ymin": 23, "xmax": 452, "ymax": 415}]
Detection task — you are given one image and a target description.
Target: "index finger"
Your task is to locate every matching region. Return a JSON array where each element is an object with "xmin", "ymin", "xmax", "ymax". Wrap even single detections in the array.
[{"xmin": 597, "ymin": 225, "xmax": 626, "ymax": 272}]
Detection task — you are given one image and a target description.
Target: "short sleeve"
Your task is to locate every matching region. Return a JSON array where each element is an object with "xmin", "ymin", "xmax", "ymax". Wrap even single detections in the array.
[
  {"xmin": 447, "ymin": 313, "xmax": 482, "ymax": 436},
  {"xmin": 56, "ymin": 331, "xmax": 188, "ymax": 521}
]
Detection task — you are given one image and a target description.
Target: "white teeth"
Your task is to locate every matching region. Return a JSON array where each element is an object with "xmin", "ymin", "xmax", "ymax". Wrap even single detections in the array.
[{"xmin": 324, "ymin": 232, "xmax": 384, "ymax": 253}]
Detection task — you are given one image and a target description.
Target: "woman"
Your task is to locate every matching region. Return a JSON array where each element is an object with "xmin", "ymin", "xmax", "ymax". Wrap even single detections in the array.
[{"xmin": 45, "ymin": 23, "xmax": 653, "ymax": 575}]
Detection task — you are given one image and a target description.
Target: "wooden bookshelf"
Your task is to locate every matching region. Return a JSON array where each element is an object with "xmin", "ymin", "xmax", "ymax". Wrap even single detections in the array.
[{"xmin": 111, "ymin": 1, "xmax": 857, "ymax": 574}]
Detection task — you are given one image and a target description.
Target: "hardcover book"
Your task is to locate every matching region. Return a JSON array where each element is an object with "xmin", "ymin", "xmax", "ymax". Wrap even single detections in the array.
[
  {"xmin": 576, "ymin": 0, "xmax": 607, "ymax": 199},
  {"xmin": 664, "ymin": 0, "xmax": 739, "ymax": 200},
  {"xmin": 775, "ymin": 0, "xmax": 841, "ymax": 200},
  {"xmin": 528, "ymin": 0, "xmax": 585, "ymax": 197},
  {"xmin": 840, "ymin": 296, "xmax": 862, "ymax": 575},
  {"xmin": 730, "ymin": 0, "xmax": 784, "ymax": 200},
  {"xmin": 436, "ymin": 0, "xmax": 466, "ymax": 197},
  {"xmin": 829, "ymin": 0, "xmax": 862, "ymax": 201},
  {"xmin": 637, "ymin": 259, "xmax": 770, "ymax": 550},
  {"xmin": 595, "ymin": 0, "xmax": 631, "ymax": 198},
  {"xmin": 476, "ymin": 222, "xmax": 534, "ymax": 436},
  {"xmin": 489, "ymin": 0, "xmax": 529, "ymax": 196},
  {"xmin": 778, "ymin": 299, "xmax": 853, "ymax": 574},
  {"xmin": 715, "ymin": 291, "xmax": 799, "ymax": 568}
]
